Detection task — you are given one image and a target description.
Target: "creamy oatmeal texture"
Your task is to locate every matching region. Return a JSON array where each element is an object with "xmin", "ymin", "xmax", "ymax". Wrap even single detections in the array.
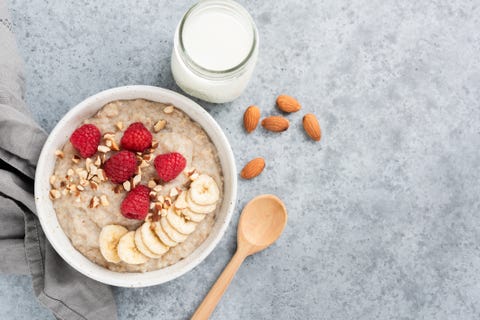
[{"xmin": 50, "ymin": 99, "xmax": 223, "ymax": 272}]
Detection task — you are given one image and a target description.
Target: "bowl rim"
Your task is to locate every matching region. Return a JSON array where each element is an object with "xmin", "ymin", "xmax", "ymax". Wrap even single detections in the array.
[{"xmin": 34, "ymin": 85, "xmax": 237, "ymax": 287}]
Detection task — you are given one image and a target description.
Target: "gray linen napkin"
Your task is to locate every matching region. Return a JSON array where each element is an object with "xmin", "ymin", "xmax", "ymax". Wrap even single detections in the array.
[{"xmin": 0, "ymin": 2, "xmax": 118, "ymax": 319}]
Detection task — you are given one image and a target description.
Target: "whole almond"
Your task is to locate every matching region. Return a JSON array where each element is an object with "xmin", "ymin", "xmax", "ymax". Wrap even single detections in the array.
[
  {"xmin": 241, "ymin": 157, "xmax": 265, "ymax": 179},
  {"xmin": 302, "ymin": 113, "xmax": 321, "ymax": 141},
  {"xmin": 261, "ymin": 116, "xmax": 289, "ymax": 132},
  {"xmin": 276, "ymin": 95, "xmax": 301, "ymax": 113},
  {"xmin": 243, "ymin": 105, "xmax": 261, "ymax": 133}
]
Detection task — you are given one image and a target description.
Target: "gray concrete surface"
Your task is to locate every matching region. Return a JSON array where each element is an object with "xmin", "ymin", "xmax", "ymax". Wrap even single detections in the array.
[{"xmin": 2, "ymin": 0, "xmax": 480, "ymax": 319}]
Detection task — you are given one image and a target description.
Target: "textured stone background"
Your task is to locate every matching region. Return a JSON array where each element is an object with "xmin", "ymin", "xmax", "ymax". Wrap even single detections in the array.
[{"xmin": 2, "ymin": 0, "xmax": 480, "ymax": 319}]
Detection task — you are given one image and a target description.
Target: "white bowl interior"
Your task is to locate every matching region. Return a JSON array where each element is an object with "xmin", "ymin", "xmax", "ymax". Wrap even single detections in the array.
[{"xmin": 34, "ymin": 85, "xmax": 237, "ymax": 287}]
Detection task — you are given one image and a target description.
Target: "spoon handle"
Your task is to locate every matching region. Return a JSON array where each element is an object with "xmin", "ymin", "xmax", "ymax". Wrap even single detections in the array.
[{"xmin": 191, "ymin": 248, "xmax": 248, "ymax": 320}]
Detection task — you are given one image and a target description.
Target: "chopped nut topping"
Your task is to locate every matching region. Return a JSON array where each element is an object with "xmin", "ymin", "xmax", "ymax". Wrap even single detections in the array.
[
  {"xmin": 154, "ymin": 202, "xmax": 163, "ymax": 211},
  {"xmin": 132, "ymin": 174, "xmax": 141, "ymax": 187},
  {"xmin": 183, "ymin": 180, "xmax": 192, "ymax": 188},
  {"xmin": 103, "ymin": 132, "xmax": 115, "ymax": 140},
  {"xmin": 113, "ymin": 184, "xmax": 123, "ymax": 193},
  {"xmin": 85, "ymin": 158, "xmax": 93, "ymax": 169},
  {"xmin": 79, "ymin": 179, "xmax": 88, "ymax": 187},
  {"xmin": 149, "ymin": 191, "xmax": 157, "ymax": 201},
  {"xmin": 97, "ymin": 145, "xmax": 111, "ymax": 153},
  {"xmin": 150, "ymin": 202, "xmax": 155, "ymax": 210},
  {"xmin": 115, "ymin": 121, "xmax": 124, "ymax": 131},
  {"xmin": 77, "ymin": 185, "xmax": 85, "ymax": 191},
  {"xmin": 49, "ymin": 175, "xmax": 57, "ymax": 186},
  {"xmin": 49, "ymin": 189, "xmax": 61, "ymax": 200},
  {"xmin": 75, "ymin": 197, "xmax": 81, "ymax": 203},
  {"xmin": 94, "ymin": 155, "xmax": 102, "ymax": 167},
  {"xmin": 184, "ymin": 167, "xmax": 197, "ymax": 177},
  {"xmin": 190, "ymin": 172, "xmax": 199, "ymax": 181},
  {"xmin": 90, "ymin": 181, "xmax": 99, "ymax": 191},
  {"xmin": 163, "ymin": 105, "xmax": 174, "ymax": 114},
  {"xmin": 67, "ymin": 168, "xmax": 74, "ymax": 177},
  {"xmin": 123, "ymin": 180, "xmax": 131, "ymax": 192},
  {"xmin": 97, "ymin": 169, "xmax": 106, "ymax": 181},
  {"xmin": 89, "ymin": 164, "xmax": 98, "ymax": 176},
  {"xmin": 71, "ymin": 155, "xmax": 80, "ymax": 164},
  {"xmin": 153, "ymin": 185, "xmax": 162, "ymax": 192},
  {"xmin": 147, "ymin": 180, "xmax": 157, "ymax": 188},
  {"xmin": 169, "ymin": 187, "xmax": 179, "ymax": 198},
  {"xmin": 55, "ymin": 150, "xmax": 64, "ymax": 159},
  {"xmin": 160, "ymin": 209, "xmax": 168, "ymax": 217},
  {"xmin": 88, "ymin": 196, "xmax": 100, "ymax": 208},
  {"xmin": 109, "ymin": 139, "xmax": 120, "ymax": 151},
  {"xmin": 164, "ymin": 197, "xmax": 172, "ymax": 207},
  {"xmin": 101, "ymin": 154, "xmax": 107, "ymax": 164},
  {"xmin": 61, "ymin": 189, "xmax": 68, "ymax": 196},
  {"xmin": 60, "ymin": 181, "xmax": 66, "ymax": 188},
  {"xmin": 139, "ymin": 160, "xmax": 149, "ymax": 168},
  {"xmin": 156, "ymin": 195, "xmax": 165, "ymax": 203},
  {"xmin": 153, "ymin": 119, "xmax": 166, "ymax": 132},
  {"xmin": 151, "ymin": 140, "xmax": 159, "ymax": 149},
  {"xmin": 100, "ymin": 195, "xmax": 109, "ymax": 206},
  {"xmin": 69, "ymin": 184, "xmax": 78, "ymax": 193},
  {"xmin": 143, "ymin": 154, "xmax": 152, "ymax": 161}
]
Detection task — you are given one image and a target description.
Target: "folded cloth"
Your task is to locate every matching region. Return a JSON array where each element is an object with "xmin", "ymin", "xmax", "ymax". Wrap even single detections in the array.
[{"xmin": 0, "ymin": 2, "xmax": 117, "ymax": 319}]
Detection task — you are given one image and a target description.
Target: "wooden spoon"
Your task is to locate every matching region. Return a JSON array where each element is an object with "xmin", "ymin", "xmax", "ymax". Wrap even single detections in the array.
[{"xmin": 191, "ymin": 194, "xmax": 288, "ymax": 320}]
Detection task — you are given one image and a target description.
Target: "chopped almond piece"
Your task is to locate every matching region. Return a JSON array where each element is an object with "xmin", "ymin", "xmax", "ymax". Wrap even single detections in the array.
[
  {"xmin": 49, "ymin": 189, "xmax": 61, "ymax": 200},
  {"xmin": 153, "ymin": 119, "xmax": 166, "ymax": 132},
  {"xmin": 163, "ymin": 105, "xmax": 174, "ymax": 114},
  {"xmin": 97, "ymin": 145, "xmax": 110, "ymax": 153},
  {"xmin": 71, "ymin": 155, "xmax": 80, "ymax": 164},
  {"xmin": 147, "ymin": 180, "xmax": 157, "ymax": 188},
  {"xmin": 88, "ymin": 196, "xmax": 100, "ymax": 208},
  {"xmin": 100, "ymin": 195, "xmax": 109, "ymax": 206}
]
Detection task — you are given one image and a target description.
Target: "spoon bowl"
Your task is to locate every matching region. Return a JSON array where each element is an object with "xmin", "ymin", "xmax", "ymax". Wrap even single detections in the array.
[
  {"xmin": 192, "ymin": 194, "xmax": 287, "ymax": 320},
  {"xmin": 238, "ymin": 194, "xmax": 288, "ymax": 254}
]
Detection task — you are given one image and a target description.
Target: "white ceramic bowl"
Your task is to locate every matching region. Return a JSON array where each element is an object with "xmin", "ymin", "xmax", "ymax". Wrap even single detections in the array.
[{"xmin": 34, "ymin": 85, "xmax": 237, "ymax": 287}]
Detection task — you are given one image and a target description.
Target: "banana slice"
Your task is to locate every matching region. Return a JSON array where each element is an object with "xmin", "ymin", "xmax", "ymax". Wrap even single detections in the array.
[
  {"xmin": 99, "ymin": 225, "xmax": 129, "ymax": 263},
  {"xmin": 174, "ymin": 191, "xmax": 188, "ymax": 210},
  {"xmin": 154, "ymin": 222, "xmax": 178, "ymax": 247},
  {"xmin": 160, "ymin": 215, "xmax": 188, "ymax": 243},
  {"xmin": 186, "ymin": 190, "xmax": 217, "ymax": 214},
  {"xmin": 140, "ymin": 222, "xmax": 169, "ymax": 255},
  {"xmin": 189, "ymin": 174, "xmax": 220, "ymax": 205},
  {"xmin": 134, "ymin": 228, "xmax": 164, "ymax": 259},
  {"xmin": 167, "ymin": 208, "xmax": 197, "ymax": 235},
  {"xmin": 180, "ymin": 207, "xmax": 206, "ymax": 223},
  {"xmin": 117, "ymin": 231, "xmax": 149, "ymax": 265}
]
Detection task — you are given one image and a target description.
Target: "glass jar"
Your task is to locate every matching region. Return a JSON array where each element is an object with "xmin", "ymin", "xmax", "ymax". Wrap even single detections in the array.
[{"xmin": 171, "ymin": 0, "xmax": 259, "ymax": 103}]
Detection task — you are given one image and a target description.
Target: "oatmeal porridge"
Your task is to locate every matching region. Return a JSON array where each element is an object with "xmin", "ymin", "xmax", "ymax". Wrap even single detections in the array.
[{"xmin": 49, "ymin": 99, "xmax": 223, "ymax": 272}]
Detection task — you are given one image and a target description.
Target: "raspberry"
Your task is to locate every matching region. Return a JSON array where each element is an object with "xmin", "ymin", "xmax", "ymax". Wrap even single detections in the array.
[
  {"xmin": 120, "ymin": 122, "xmax": 152, "ymax": 152},
  {"xmin": 154, "ymin": 152, "xmax": 187, "ymax": 182},
  {"xmin": 120, "ymin": 185, "xmax": 150, "ymax": 220},
  {"xmin": 70, "ymin": 124, "xmax": 101, "ymax": 158},
  {"xmin": 103, "ymin": 150, "xmax": 137, "ymax": 183}
]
